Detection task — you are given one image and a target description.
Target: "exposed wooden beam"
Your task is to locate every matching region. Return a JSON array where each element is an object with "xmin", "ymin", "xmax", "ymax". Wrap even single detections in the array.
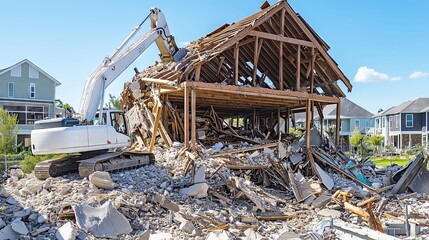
[
  {"xmin": 184, "ymin": 84, "xmax": 190, "ymax": 148},
  {"xmin": 249, "ymin": 30, "xmax": 315, "ymax": 48},
  {"xmin": 182, "ymin": 81, "xmax": 340, "ymax": 103},
  {"xmin": 284, "ymin": 4, "xmax": 352, "ymax": 92},
  {"xmin": 191, "ymin": 88, "xmax": 197, "ymax": 151},
  {"xmin": 195, "ymin": 64, "xmax": 202, "ymax": 81},
  {"xmin": 252, "ymin": 37, "xmax": 260, "ymax": 86},
  {"xmin": 306, "ymin": 99, "xmax": 311, "ymax": 148},
  {"xmin": 295, "ymin": 45, "xmax": 301, "ymax": 91},
  {"xmin": 217, "ymin": 57, "xmax": 225, "ymax": 75},
  {"xmin": 310, "ymin": 48, "xmax": 315, "ymax": 93},
  {"xmin": 234, "ymin": 42, "xmax": 239, "ymax": 85},
  {"xmin": 336, "ymin": 100, "xmax": 341, "ymax": 146}
]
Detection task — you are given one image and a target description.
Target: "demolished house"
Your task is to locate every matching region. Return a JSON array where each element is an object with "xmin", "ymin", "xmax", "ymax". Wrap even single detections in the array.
[
  {"xmin": 122, "ymin": 0, "xmax": 352, "ymax": 153},
  {"xmin": 2, "ymin": 1, "xmax": 429, "ymax": 240}
]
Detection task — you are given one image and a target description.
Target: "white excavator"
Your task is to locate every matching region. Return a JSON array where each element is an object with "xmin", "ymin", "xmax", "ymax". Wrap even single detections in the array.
[{"xmin": 30, "ymin": 7, "xmax": 186, "ymax": 180}]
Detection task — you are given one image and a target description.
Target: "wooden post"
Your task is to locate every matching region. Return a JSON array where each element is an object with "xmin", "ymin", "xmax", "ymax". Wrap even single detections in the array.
[
  {"xmin": 277, "ymin": 108, "xmax": 281, "ymax": 134},
  {"xmin": 295, "ymin": 45, "xmax": 301, "ymax": 91},
  {"xmin": 279, "ymin": 8, "xmax": 285, "ymax": 90},
  {"xmin": 184, "ymin": 85, "xmax": 190, "ymax": 149},
  {"xmin": 310, "ymin": 48, "xmax": 315, "ymax": 93},
  {"xmin": 195, "ymin": 64, "xmax": 202, "ymax": 81},
  {"xmin": 286, "ymin": 108, "xmax": 290, "ymax": 133},
  {"xmin": 306, "ymin": 99, "xmax": 311, "ymax": 149},
  {"xmin": 149, "ymin": 105, "xmax": 162, "ymax": 152},
  {"xmin": 336, "ymin": 99, "xmax": 341, "ymax": 146},
  {"xmin": 252, "ymin": 37, "xmax": 259, "ymax": 86},
  {"xmin": 234, "ymin": 42, "xmax": 239, "ymax": 85},
  {"xmin": 191, "ymin": 88, "xmax": 196, "ymax": 151}
]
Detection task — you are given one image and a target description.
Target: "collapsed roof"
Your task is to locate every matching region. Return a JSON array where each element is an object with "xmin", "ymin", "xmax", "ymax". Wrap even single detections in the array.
[{"xmin": 134, "ymin": 0, "xmax": 352, "ymax": 99}]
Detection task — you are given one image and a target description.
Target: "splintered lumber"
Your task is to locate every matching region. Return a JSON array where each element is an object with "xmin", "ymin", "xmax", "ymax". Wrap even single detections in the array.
[
  {"xmin": 391, "ymin": 152, "xmax": 426, "ymax": 194},
  {"xmin": 209, "ymin": 191, "xmax": 232, "ymax": 204},
  {"xmin": 256, "ymin": 214, "xmax": 294, "ymax": 221},
  {"xmin": 214, "ymin": 128, "xmax": 261, "ymax": 145},
  {"xmin": 211, "ymin": 142, "xmax": 278, "ymax": 157},
  {"xmin": 231, "ymin": 177, "xmax": 265, "ymax": 212},
  {"xmin": 226, "ymin": 165, "xmax": 267, "ymax": 170},
  {"xmin": 310, "ymin": 148, "xmax": 377, "ymax": 193},
  {"xmin": 149, "ymin": 104, "xmax": 162, "ymax": 152}
]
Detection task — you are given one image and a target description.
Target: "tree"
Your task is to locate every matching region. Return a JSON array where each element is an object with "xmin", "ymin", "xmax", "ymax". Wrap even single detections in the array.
[
  {"xmin": 105, "ymin": 94, "xmax": 121, "ymax": 110},
  {"xmin": 55, "ymin": 99, "xmax": 75, "ymax": 117},
  {"xmin": 350, "ymin": 127, "xmax": 364, "ymax": 155},
  {"xmin": 0, "ymin": 108, "xmax": 18, "ymax": 154},
  {"xmin": 369, "ymin": 134, "xmax": 384, "ymax": 154}
]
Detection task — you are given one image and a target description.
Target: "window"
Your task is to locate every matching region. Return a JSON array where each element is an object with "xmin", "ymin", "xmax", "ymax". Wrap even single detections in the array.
[
  {"xmin": 395, "ymin": 115, "xmax": 399, "ymax": 128},
  {"xmin": 29, "ymin": 65, "xmax": 39, "ymax": 79},
  {"xmin": 30, "ymin": 83, "xmax": 36, "ymax": 98},
  {"xmin": 10, "ymin": 65, "xmax": 21, "ymax": 77},
  {"xmin": 8, "ymin": 82, "xmax": 14, "ymax": 97},
  {"xmin": 423, "ymin": 134, "xmax": 427, "ymax": 146},
  {"xmin": 382, "ymin": 118, "xmax": 385, "ymax": 128},
  {"xmin": 110, "ymin": 112, "xmax": 127, "ymax": 134},
  {"xmin": 355, "ymin": 120, "xmax": 360, "ymax": 128},
  {"xmin": 406, "ymin": 114, "xmax": 413, "ymax": 127}
]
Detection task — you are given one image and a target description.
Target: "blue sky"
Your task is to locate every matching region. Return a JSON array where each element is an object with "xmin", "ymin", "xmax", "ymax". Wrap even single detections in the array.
[{"xmin": 1, "ymin": 0, "xmax": 428, "ymax": 114}]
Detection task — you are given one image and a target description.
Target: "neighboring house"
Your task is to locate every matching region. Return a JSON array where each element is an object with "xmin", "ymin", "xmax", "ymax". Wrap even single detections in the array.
[
  {"xmin": 0, "ymin": 59, "xmax": 61, "ymax": 149},
  {"xmin": 314, "ymin": 98, "xmax": 373, "ymax": 151},
  {"xmin": 373, "ymin": 98, "xmax": 429, "ymax": 150}
]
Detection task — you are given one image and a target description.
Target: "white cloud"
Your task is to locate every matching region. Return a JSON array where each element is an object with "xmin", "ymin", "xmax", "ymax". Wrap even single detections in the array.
[
  {"xmin": 409, "ymin": 71, "xmax": 428, "ymax": 79},
  {"xmin": 354, "ymin": 66, "xmax": 391, "ymax": 83},
  {"xmin": 390, "ymin": 76, "xmax": 402, "ymax": 81}
]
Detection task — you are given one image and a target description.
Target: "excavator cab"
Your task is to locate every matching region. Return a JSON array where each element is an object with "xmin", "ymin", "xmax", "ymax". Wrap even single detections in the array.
[{"xmin": 94, "ymin": 110, "xmax": 128, "ymax": 135}]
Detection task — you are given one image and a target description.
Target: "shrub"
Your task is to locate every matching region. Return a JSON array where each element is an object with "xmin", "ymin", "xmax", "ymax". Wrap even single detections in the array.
[{"xmin": 21, "ymin": 154, "xmax": 66, "ymax": 174}]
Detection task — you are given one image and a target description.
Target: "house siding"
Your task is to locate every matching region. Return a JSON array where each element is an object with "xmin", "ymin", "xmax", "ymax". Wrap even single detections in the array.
[
  {"xmin": 388, "ymin": 114, "xmax": 400, "ymax": 131},
  {"xmin": 401, "ymin": 113, "xmax": 424, "ymax": 131},
  {"xmin": 0, "ymin": 63, "xmax": 55, "ymax": 100}
]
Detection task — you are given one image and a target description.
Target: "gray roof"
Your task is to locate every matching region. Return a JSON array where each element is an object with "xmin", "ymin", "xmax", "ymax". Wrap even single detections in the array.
[
  {"xmin": 382, "ymin": 98, "xmax": 429, "ymax": 115},
  {"xmin": 323, "ymin": 98, "xmax": 373, "ymax": 119},
  {"xmin": 296, "ymin": 98, "xmax": 372, "ymax": 120},
  {"xmin": 0, "ymin": 59, "xmax": 61, "ymax": 86}
]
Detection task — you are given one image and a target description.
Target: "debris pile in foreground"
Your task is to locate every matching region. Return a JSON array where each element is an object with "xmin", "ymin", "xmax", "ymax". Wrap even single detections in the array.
[{"xmin": 1, "ymin": 136, "xmax": 429, "ymax": 239}]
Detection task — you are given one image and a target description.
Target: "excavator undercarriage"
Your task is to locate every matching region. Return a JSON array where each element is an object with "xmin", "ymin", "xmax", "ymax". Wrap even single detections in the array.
[{"xmin": 34, "ymin": 151, "xmax": 155, "ymax": 180}]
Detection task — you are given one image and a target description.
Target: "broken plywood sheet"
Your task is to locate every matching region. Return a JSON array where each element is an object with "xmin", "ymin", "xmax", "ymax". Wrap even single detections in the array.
[
  {"xmin": 73, "ymin": 200, "xmax": 132, "ymax": 238},
  {"xmin": 232, "ymin": 177, "xmax": 265, "ymax": 212},
  {"xmin": 314, "ymin": 163, "xmax": 334, "ymax": 190},
  {"xmin": 392, "ymin": 153, "xmax": 426, "ymax": 194}
]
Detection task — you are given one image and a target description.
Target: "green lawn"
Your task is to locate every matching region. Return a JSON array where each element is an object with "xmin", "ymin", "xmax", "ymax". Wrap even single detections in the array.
[{"xmin": 369, "ymin": 156, "xmax": 413, "ymax": 167}]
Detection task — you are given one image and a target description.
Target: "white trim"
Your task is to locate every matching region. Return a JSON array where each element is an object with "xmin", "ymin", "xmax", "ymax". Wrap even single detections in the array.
[
  {"xmin": 405, "ymin": 114, "xmax": 413, "ymax": 128},
  {"xmin": 0, "ymin": 59, "xmax": 61, "ymax": 86},
  {"xmin": 10, "ymin": 65, "xmax": 21, "ymax": 77},
  {"xmin": 7, "ymin": 82, "xmax": 14, "ymax": 97}
]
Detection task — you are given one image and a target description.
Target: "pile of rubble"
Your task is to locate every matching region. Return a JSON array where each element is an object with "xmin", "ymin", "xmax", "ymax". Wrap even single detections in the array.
[{"xmin": 1, "ymin": 132, "xmax": 429, "ymax": 239}]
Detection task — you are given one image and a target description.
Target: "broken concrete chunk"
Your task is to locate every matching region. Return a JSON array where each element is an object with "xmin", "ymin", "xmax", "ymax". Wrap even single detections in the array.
[
  {"xmin": 317, "ymin": 209, "xmax": 341, "ymax": 218},
  {"xmin": 244, "ymin": 228, "xmax": 263, "ymax": 240},
  {"xmin": 26, "ymin": 183, "xmax": 43, "ymax": 194},
  {"xmin": 10, "ymin": 169, "xmax": 25, "ymax": 178},
  {"xmin": 88, "ymin": 171, "xmax": 117, "ymax": 190},
  {"xmin": 138, "ymin": 230, "xmax": 150, "ymax": 240},
  {"xmin": 0, "ymin": 218, "xmax": 5, "ymax": 229},
  {"xmin": 6, "ymin": 196, "xmax": 18, "ymax": 205},
  {"xmin": 149, "ymin": 232, "xmax": 173, "ymax": 240},
  {"xmin": 11, "ymin": 219, "xmax": 29, "ymax": 235},
  {"xmin": 153, "ymin": 193, "xmax": 180, "ymax": 212},
  {"xmin": 13, "ymin": 208, "xmax": 32, "ymax": 218},
  {"xmin": 194, "ymin": 165, "xmax": 206, "ymax": 183},
  {"xmin": 179, "ymin": 220, "xmax": 195, "ymax": 234},
  {"xmin": 0, "ymin": 225, "xmax": 21, "ymax": 239},
  {"xmin": 312, "ymin": 194, "xmax": 332, "ymax": 209},
  {"xmin": 73, "ymin": 200, "xmax": 132, "ymax": 237},
  {"xmin": 56, "ymin": 222, "xmax": 77, "ymax": 240},
  {"xmin": 180, "ymin": 183, "xmax": 209, "ymax": 198},
  {"xmin": 37, "ymin": 215, "xmax": 47, "ymax": 224}
]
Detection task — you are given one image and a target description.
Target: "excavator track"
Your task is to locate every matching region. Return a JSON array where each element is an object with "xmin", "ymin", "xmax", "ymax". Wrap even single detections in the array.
[
  {"xmin": 34, "ymin": 151, "xmax": 155, "ymax": 180},
  {"xmin": 79, "ymin": 151, "xmax": 155, "ymax": 178},
  {"xmin": 34, "ymin": 155, "xmax": 82, "ymax": 180}
]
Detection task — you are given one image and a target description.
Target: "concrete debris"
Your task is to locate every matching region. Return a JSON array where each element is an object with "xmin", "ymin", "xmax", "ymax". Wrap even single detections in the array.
[
  {"xmin": 73, "ymin": 200, "xmax": 132, "ymax": 237},
  {"xmin": 56, "ymin": 222, "xmax": 77, "ymax": 240},
  {"xmin": 88, "ymin": 171, "xmax": 117, "ymax": 190},
  {"xmin": 180, "ymin": 183, "xmax": 209, "ymax": 198},
  {"xmin": 0, "ymin": 225, "xmax": 21, "ymax": 240},
  {"xmin": 1, "ymin": 133, "xmax": 429, "ymax": 239},
  {"xmin": 11, "ymin": 219, "xmax": 29, "ymax": 235},
  {"xmin": 179, "ymin": 220, "xmax": 195, "ymax": 234}
]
